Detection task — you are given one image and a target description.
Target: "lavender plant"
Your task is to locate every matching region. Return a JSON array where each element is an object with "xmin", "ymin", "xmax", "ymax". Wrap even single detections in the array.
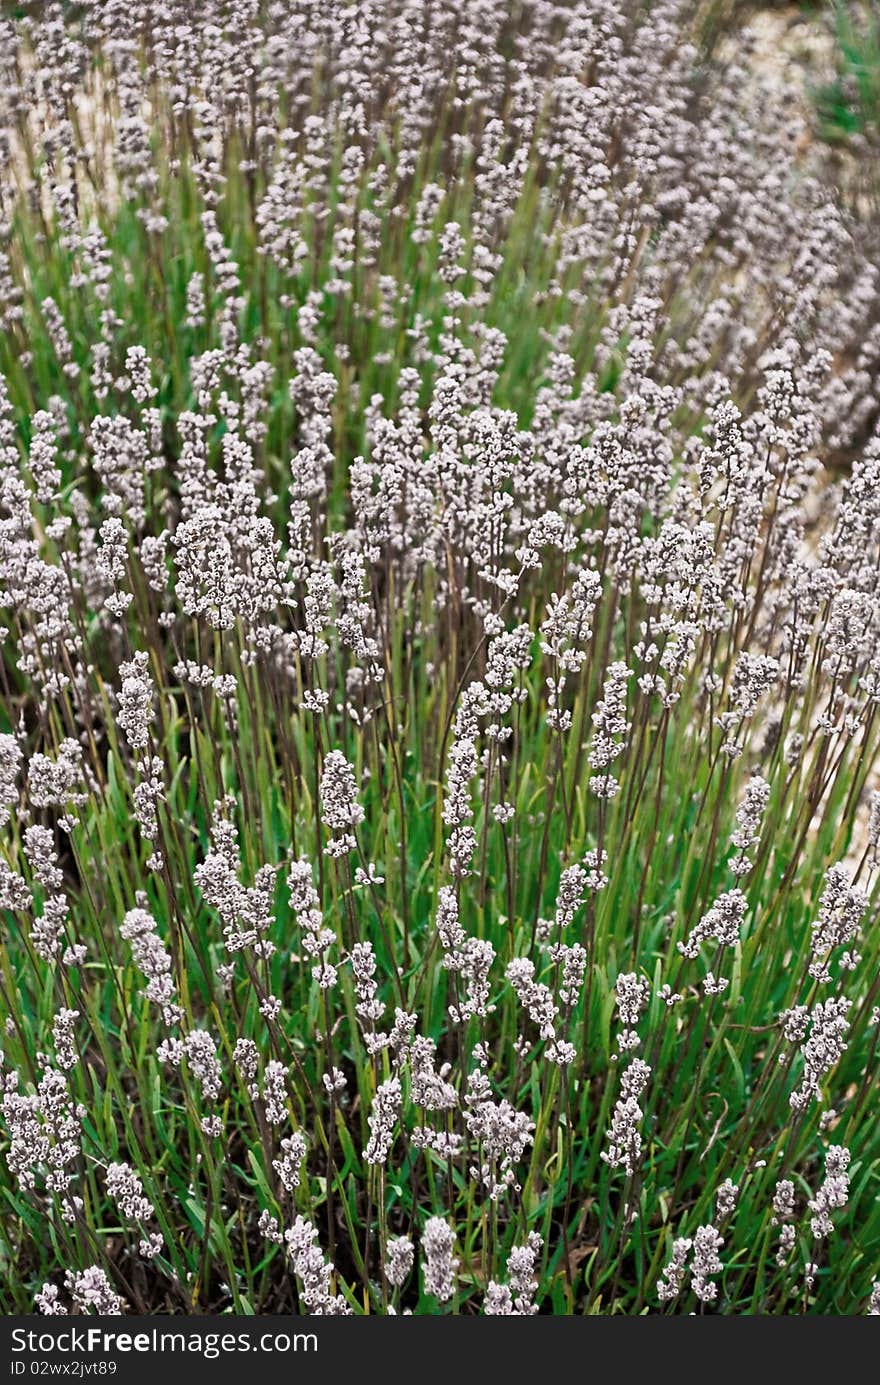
[{"xmin": 0, "ymin": 0, "xmax": 878, "ymax": 1316}]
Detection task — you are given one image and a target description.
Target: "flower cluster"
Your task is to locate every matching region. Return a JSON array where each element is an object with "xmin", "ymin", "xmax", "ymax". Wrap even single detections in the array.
[{"xmin": 0, "ymin": 0, "xmax": 877, "ymax": 1320}]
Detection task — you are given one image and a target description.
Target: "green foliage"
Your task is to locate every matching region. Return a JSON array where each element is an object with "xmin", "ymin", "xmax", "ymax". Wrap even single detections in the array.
[{"xmin": 814, "ymin": 2, "xmax": 880, "ymax": 143}]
